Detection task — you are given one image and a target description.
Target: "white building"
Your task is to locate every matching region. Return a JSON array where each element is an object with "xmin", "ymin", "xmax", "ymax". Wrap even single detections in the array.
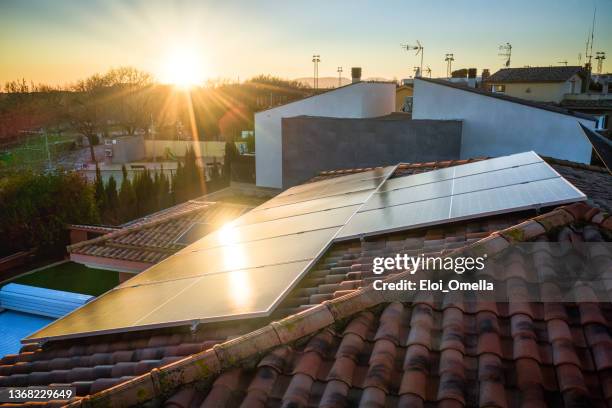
[
  {"xmin": 412, "ymin": 78, "xmax": 598, "ymax": 164},
  {"xmin": 254, "ymin": 81, "xmax": 396, "ymax": 188}
]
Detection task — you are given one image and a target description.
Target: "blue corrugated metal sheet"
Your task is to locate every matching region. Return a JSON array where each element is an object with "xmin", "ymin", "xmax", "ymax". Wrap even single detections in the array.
[
  {"xmin": 0, "ymin": 311, "xmax": 53, "ymax": 357},
  {"xmin": 0, "ymin": 284, "xmax": 92, "ymax": 318},
  {"xmin": 0, "ymin": 284, "xmax": 93, "ymax": 358}
]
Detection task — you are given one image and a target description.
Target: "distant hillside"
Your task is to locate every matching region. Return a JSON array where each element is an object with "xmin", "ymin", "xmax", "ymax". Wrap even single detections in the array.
[{"xmin": 294, "ymin": 76, "xmax": 394, "ymax": 88}]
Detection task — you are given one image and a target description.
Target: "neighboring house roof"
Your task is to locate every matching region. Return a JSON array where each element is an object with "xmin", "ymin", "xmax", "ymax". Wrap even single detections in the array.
[
  {"xmin": 487, "ymin": 66, "xmax": 586, "ymax": 83},
  {"xmin": 416, "ymin": 77, "xmax": 597, "ymax": 122},
  {"xmin": 0, "ymin": 160, "xmax": 611, "ymax": 407},
  {"xmin": 561, "ymin": 99, "xmax": 612, "ymax": 109},
  {"xmin": 67, "ymin": 200, "xmax": 250, "ymax": 270}
]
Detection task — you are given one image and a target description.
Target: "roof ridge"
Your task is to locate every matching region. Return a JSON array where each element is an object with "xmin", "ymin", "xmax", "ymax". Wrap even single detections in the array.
[
  {"xmin": 416, "ymin": 77, "xmax": 597, "ymax": 122},
  {"xmin": 65, "ymin": 202, "xmax": 611, "ymax": 407},
  {"xmin": 543, "ymin": 155, "xmax": 609, "ymax": 174},
  {"xmin": 67, "ymin": 202, "xmax": 215, "ymax": 253}
]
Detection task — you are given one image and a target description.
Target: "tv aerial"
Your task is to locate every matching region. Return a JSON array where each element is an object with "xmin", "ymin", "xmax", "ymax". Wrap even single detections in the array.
[
  {"xmin": 401, "ymin": 40, "xmax": 424, "ymax": 77},
  {"xmin": 498, "ymin": 43, "xmax": 512, "ymax": 67},
  {"xmin": 445, "ymin": 53, "xmax": 455, "ymax": 78},
  {"xmin": 595, "ymin": 52, "xmax": 606, "ymax": 74}
]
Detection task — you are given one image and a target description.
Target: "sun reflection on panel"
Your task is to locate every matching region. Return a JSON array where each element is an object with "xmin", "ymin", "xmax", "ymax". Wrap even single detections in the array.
[
  {"xmin": 217, "ymin": 223, "xmax": 240, "ymax": 246},
  {"xmin": 227, "ymin": 270, "xmax": 253, "ymax": 311}
]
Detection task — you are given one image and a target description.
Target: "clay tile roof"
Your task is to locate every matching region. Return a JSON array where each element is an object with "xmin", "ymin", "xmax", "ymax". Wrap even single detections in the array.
[
  {"xmin": 67, "ymin": 199, "xmax": 250, "ymax": 267},
  {"xmin": 2, "ymin": 201, "xmax": 609, "ymax": 407},
  {"xmin": 1, "ymin": 156, "xmax": 611, "ymax": 407},
  {"xmin": 487, "ymin": 66, "xmax": 586, "ymax": 83}
]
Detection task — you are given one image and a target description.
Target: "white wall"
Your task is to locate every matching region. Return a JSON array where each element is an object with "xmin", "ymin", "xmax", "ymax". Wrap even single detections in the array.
[
  {"xmin": 255, "ymin": 82, "xmax": 396, "ymax": 188},
  {"xmin": 412, "ymin": 79, "xmax": 596, "ymax": 164}
]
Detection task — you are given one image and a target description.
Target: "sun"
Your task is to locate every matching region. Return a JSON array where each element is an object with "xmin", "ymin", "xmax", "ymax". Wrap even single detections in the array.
[{"xmin": 158, "ymin": 47, "xmax": 206, "ymax": 88}]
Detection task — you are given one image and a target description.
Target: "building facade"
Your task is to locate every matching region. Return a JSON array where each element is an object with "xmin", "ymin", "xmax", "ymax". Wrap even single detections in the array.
[
  {"xmin": 485, "ymin": 66, "xmax": 586, "ymax": 103},
  {"xmin": 412, "ymin": 78, "xmax": 598, "ymax": 164},
  {"xmin": 254, "ymin": 82, "xmax": 396, "ymax": 188}
]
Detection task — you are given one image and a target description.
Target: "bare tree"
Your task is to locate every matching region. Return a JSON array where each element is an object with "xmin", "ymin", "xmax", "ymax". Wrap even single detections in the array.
[{"xmin": 68, "ymin": 67, "xmax": 153, "ymax": 162}]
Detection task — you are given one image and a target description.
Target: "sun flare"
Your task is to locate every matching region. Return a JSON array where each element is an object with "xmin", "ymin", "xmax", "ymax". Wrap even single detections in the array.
[{"xmin": 158, "ymin": 47, "xmax": 206, "ymax": 88}]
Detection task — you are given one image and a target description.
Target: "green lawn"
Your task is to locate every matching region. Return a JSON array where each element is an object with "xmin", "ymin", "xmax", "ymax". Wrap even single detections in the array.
[
  {"xmin": 0, "ymin": 132, "xmax": 78, "ymax": 172},
  {"xmin": 12, "ymin": 262, "xmax": 119, "ymax": 296}
]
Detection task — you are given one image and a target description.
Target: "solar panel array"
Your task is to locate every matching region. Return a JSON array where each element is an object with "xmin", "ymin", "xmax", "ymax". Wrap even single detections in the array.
[
  {"xmin": 26, "ymin": 152, "xmax": 586, "ymax": 342},
  {"xmin": 26, "ymin": 166, "xmax": 395, "ymax": 341},
  {"xmin": 337, "ymin": 151, "xmax": 586, "ymax": 239}
]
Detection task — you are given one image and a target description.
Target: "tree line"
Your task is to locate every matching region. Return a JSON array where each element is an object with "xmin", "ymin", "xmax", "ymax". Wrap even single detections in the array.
[
  {"xmin": 94, "ymin": 147, "xmax": 221, "ymax": 224},
  {"xmin": 1, "ymin": 67, "xmax": 314, "ymax": 157},
  {"xmin": 0, "ymin": 147, "xmax": 226, "ymax": 258}
]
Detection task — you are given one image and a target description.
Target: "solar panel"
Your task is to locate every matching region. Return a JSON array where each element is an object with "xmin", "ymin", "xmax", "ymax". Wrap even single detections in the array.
[
  {"xmin": 27, "ymin": 260, "xmax": 312, "ymax": 341},
  {"xmin": 255, "ymin": 167, "xmax": 394, "ymax": 211},
  {"xmin": 25, "ymin": 152, "xmax": 586, "ymax": 343},
  {"xmin": 233, "ymin": 189, "xmax": 373, "ymax": 226},
  {"xmin": 378, "ymin": 151, "xmax": 542, "ymax": 192},
  {"xmin": 362, "ymin": 161, "xmax": 557, "ymax": 211},
  {"xmin": 186, "ymin": 205, "xmax": 360, "ymax": 251},
  {"xmin": 26, "ymin": 166, "xmax": 395, "ymax": 342},
  {"xmin": 123, "ymin": 226, "xmax": 341, "ymax": 287},
  {"xmin": 338, "ymin": 152, "xmax": 585, "ymax": 240}
]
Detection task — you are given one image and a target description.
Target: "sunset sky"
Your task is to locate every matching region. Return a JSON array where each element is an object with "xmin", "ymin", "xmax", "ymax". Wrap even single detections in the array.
[{"xmin": 1, "ymin": 0, "xmax": 611, "ymax": 86}]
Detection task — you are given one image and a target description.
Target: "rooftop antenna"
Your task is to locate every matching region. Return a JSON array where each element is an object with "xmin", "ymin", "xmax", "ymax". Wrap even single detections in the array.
[
  {"xmin": 444, "ymin": 53, "xmax": 455, "ymax": 78},
  {"xmin": 425, "ymin": 66, "xmax": 432, "ymax": 78},
  {"xmin": 337, "ymin": 66, "xmax": 343, "ymax": 87},
  {"xmin": 558, "ymin": 60, "xmax": 568, "ymax": 66},
  {"xmin": 498, "ymin": 43, "xmax": 512, "ymax": 67},
  {"xmin": 401, "ymin": 40, "xmax": 424, "ymax": 76},
  {"xmin": 413, "ymin": 66, "xmax": 421, "ymax": 78},
  {"xmin": 578, "ymin": 53, "xmax": 582, "ymax": 65},
  {"xmin": 595, "ymin": 52, "xmax": 606, "ymax": 74},
  {"xmin": 584, "ymin": 6, "xmax": 596, "ymax": 71},
  {"xmin": 312, "ymin": 54, "xmax": 321, "ymax": 89}
]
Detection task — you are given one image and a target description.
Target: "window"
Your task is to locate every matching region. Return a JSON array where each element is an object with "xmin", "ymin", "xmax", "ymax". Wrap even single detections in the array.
[{"xmin": 491, "ymin": 84, "xmax": 505, "ymax": 93}]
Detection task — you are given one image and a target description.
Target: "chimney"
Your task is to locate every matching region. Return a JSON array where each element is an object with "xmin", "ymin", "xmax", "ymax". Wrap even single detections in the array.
[
  {"xmin": 351, "ymin": 67, "xmax": 362, "ymax": 83},
  {"xmin": 467, "ymin": 68, "xmax": 477, "ymax": 88},
  {"xmin": 481, "ymin": 69, "xmax": 490, "ymax": 83}
]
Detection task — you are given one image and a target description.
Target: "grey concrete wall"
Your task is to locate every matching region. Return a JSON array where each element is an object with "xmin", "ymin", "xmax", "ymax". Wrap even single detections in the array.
[
  {"xmin": 256, "ymin": 82, "xmax": 396, "ymax": 188},
  {"xmin": 281, "ymin": 116, "xmax": 462, "ymax": 188},
  {"xmin": 110, "ymin": 135, "xmax": 146, "ymax": 164}
]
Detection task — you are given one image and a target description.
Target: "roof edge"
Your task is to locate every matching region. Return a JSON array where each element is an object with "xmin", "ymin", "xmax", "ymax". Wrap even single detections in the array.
[
  {"xmin": 415, "ymin": 77, "xmax": 598, "ymax": 122},
  {"xmin": 64, "ymin": 202, "xmax": 611, "ymax": 407},
  {"xmin": 67, "ymin": 201, "xmax": 214, "ymax": 253},
  {"xmin": 254, "ymin": 81, "xmax": 395, "ymax": 115}
]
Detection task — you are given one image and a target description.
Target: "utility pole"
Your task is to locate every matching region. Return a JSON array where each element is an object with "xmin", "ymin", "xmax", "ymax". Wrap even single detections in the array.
[
  {"xmin": 445, "ymin": 53, "xmax": 455, "ymax": 78},
  {"xmin": 337, "ymin": 66, "xmax": 343, "ymax": 87},
  {"xmin": 312, "ymin": 55, "xmax": 320, "ymax": 89},
  {"xmin": 44, "ymin": 129, "xmax": 51, "ymax": 172}
]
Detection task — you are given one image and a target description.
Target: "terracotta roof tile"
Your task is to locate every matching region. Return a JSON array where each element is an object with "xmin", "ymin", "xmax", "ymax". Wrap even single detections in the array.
[
  {"xmin": 2, "ymin": 201, "xmax": 612, "ymax": 407},
  {"xmin": 67, "ymin": 200, "xmax": 249, "ymax": 267}
]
